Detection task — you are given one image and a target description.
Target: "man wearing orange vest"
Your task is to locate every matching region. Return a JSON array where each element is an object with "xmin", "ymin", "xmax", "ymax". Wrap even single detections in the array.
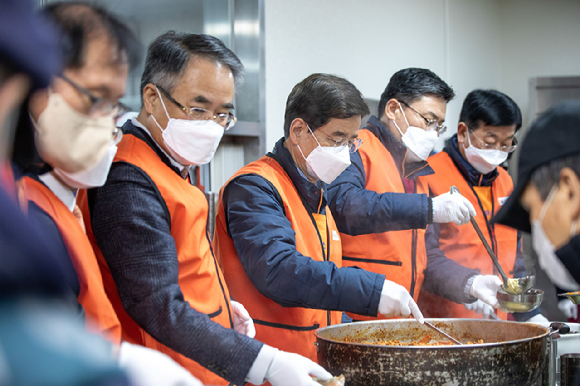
[
  {"xmin": 416, "ymin": 89, "xmax": 548, "ymax": 322},
  {"xmin": 327, "ymin": 68, "xmax": 505, "ymax": 322},
  {"xmin": 14, "ymin": 4, "xmax": 203, "ymax": 386},
  {"xmin": 214, "ymin": 73, "xmax": 424, "ymax": 364},
  {"xmin": 85, "ymin": 32, "xmax": 334, "ymax": 386}
]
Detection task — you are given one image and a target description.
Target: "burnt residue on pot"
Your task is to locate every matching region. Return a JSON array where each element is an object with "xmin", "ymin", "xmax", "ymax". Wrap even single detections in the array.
[{"xmin": 315, "ymin": 319, "xmax": 549, "ymax": 386}]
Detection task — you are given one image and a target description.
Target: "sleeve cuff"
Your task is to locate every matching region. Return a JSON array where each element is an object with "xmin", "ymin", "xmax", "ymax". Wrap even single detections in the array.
[
  {"xmin": 246, "ymin": 344, "xmax": 278, "ymax": 385},
  {"xmin": 427, "ymin": 197, "xmax": 434, "ymax": 225}
]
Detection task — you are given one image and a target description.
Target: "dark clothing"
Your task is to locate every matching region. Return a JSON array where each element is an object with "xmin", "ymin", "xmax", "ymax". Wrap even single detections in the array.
[
  {"xmin": 328, "ymin": 117, "xmax": 477, "ymax": 304},
  {"xmin": 328, "ymin": 116, "xmax": 433, "ymax": 236},
  {"xmin": 222, "ymin": 138, "xmax": 384, "ymax": 315},
  {"xmin": 557, "ymin": 234, "xmax": 580, "ymax": 286},
  {"xmin": 88, "ymin": 121, "xmax": 262, "ymax": 386}
]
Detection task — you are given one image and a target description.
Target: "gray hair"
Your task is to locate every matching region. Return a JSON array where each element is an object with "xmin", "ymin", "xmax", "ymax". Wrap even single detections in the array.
[
  {"xmin": 140, "ymin": 31, "xmax": 244, "ymax": 104},
  {"xmin": 530, "ymin": 153, "xmax": 580, "ymax": 200}
]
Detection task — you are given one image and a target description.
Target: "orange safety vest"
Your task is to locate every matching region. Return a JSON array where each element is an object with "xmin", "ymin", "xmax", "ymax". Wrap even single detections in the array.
[
  {"xmin": 339, "ymin": 129, "xmax": 429, "ymax": 321},
  {"xmin": 416, "ymin": 151, "xmax": 518, "ymax": 320},
  {"xmin": 80, "ymin": 133, "xmax": 234, "ymax": 385},
  {"xmin": 214, "ymin": 155, "xmax": 342, "ymax": 363},
  {"xmin": 17, "ymin": 176, "xmax": 122, "ymax": 343}
]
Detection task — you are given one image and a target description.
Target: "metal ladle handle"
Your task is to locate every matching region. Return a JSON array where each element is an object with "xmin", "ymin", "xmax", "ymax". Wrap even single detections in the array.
[{"xmin": 449, "ymin": 186, "xmax": 509, "ymax": 285}]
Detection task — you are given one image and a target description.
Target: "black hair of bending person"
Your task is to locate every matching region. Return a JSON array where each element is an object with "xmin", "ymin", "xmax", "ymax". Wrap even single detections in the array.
[
  {"xmin": 378, "ymin": 67, "xmax": 455, "ymax": 118},
  {"xmin": 43, "ymin": 1, "xmax": 141, "ymax": 71},
  {"xmin": 283, "ymin": 73, "xmax": 370, "ymax": 138},
  {"xmin": 460, "ymin": 89, "xmax": 522, "ymax": 132}
]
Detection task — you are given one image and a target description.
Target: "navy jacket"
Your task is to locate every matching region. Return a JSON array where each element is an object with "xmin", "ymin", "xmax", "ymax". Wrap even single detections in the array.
[
  {"xmin": 222, "ymin": 138, "xmax": 385, "ymax": 316},
  {"xmin": 328, "ymin": 117, "xmax": 477, "ymax": 304}
]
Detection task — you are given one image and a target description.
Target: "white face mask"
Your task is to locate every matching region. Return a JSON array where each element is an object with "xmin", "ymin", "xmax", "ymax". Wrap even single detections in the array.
[
  {"xmin": 297, "ymin": 125, "xmax": 351, "ymax": 184},
  {"xmin": 151, "ymin": 87, "xmax": 224, "ymax": 166},
  {"xmin": 392, "ymin": 102, "xmax": 438, "ymax": 161},
  {"xmin": 35, "ymin": 91, "xmax": 116, "ymax": 173},
  {"xmin": 464, "ymin": 132, "xmax": 509, "ymax": 174},
  {"xmin": 53, "ymin": 139, "xmax": 119, "ymax": 189},
  {"xmin": 531, "ymin": 186, "xmax": 580, "ymax": 291}
]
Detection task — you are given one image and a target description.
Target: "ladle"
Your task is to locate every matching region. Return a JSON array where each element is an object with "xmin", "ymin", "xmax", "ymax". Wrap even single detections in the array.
[{"xmin": 449, "ymin": 186, "xmax": 535, "ymax": 295}]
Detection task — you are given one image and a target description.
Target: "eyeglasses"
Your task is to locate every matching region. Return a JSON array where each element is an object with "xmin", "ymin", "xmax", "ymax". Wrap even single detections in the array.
[
  {"xmin": 468, "ymin": 128, "xmax": 518, "ymax": 153},
  {"xmin": 399, "ymin": 100, "xmax": 447, "ymax": 136},
  {"xmin": 309, "ymin": 126, "xmax": 362, "ymax": 153},
  {"xmin": 58, "ymin": 74, "xmax": 131, "ymax": 118},
  {"xmin": 156, "ymin": 85, "xmax": 237, "ymax": 131}
]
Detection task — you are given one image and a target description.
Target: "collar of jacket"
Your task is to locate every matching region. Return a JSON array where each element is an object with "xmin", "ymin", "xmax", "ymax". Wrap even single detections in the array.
[
  {"xmin": 444, "ymin": 135, "xmax": 499, "ymax": 187},
  {"xmin": 556, "ymin": 234, "xmax": 580, "ymax": 286},
  {"xmin": 121, "ymin": 120, "xmax": 186, "ymax": 179},
  {"xmin": 269, "ymin": 137, "xmax": 327, "ymax": 214},
  {"xmin": 365, "ymin": 115, "xmax": 434, "ymax": 180}
]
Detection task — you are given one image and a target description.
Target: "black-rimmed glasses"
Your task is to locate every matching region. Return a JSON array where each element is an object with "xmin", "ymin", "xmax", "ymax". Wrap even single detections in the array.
[
  {"xmin": 156, "ymin": 85, "xmax": 237, "ymax": 131},
  {"xmin": 58, "ymin": 74, "xmax": 130, "ymax": 118},
  {"xmin": 400, "ymin": 100, "xmax": 447, "ymax": 136}
]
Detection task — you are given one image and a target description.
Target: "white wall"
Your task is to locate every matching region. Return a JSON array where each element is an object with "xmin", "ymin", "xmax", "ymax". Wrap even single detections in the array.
[
  {"xmin": 263, "ymin": 0, "xmax": 580, "ymax": 152},
  {"xmin": 499, "ymin": 0, "xmax": 580, "ymax": 129},
  {"xmin": 263, "ymin": 0, "xmax": 503, "ymax": 151}
]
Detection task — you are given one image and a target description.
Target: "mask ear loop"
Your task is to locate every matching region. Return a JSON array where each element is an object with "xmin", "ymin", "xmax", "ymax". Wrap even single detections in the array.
[
  {"xmin": 392, "ymin": 101, "xmax": 410, "ymax": 137},
  {"xmin": 538, "ymin": 185, "xmax": 559, "ymax": 225},
  {"xmin": 150, "ymin": 86, "xmax": 171, "ymax": 132},
  {"xmin": 297, "ymin": 124, "xmax": 322, "ymax": 159}
]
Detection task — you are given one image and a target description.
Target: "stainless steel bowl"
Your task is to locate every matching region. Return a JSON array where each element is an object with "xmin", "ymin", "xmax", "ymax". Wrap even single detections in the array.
[{"xmin": 497, "ymin": 288, "xmax": 543, "ymax": 312}]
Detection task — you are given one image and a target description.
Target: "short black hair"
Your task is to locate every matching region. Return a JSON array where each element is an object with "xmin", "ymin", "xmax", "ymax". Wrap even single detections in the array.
[
  {"xmin": 43, "ymin": 2, "xmax": 141, "ymax": 71},
  {"xmin": 378, "ymin": 68, "xmax": 455, "ymax": 118},
  {"xmin": 460, "ymin": 89, "xmax": 522, "ymax": 132},
  {"xmin": 140, "ymin": 31, "xmax": 244, "ymax": 104},
  {"xmin": 530, "ymin": 154, "xmax": 580, "ymax": 201},
  {"xmin": 284, "ymin": 73, "xmax": 370, "ymax": 138}
]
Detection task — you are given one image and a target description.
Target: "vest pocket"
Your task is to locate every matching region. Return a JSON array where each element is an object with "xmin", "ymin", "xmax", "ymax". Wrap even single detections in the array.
[
  {"xmin": 254, "ymin": 319, "xmax": 320, "ymax": 331},
  {"xmin": 206, "ymin": 306, "xmax": 223, "ymax": 319},
  {"xmin": 343, "ymin": 256, "xmax": 403, "ymax": 266}
]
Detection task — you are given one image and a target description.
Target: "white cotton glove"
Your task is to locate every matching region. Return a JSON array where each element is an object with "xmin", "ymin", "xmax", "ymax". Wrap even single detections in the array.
[
  {"xmin": 378, "ymin": 280, "xmax": 424, "ymax": 323},
  {"xmin": 464, "ymin": 299, "xmax": 494, "ymax": 318},
  {"xmin": 432, "ymin": 191, "xmax": 477, "ymax": 225},
  {"xmin": 265, "ymin": 349, "xmax": 332, "ymax": 386},
  {"xmin": 559, "ymin": 298, "xmax": 579, "ymax": 320},
  {"xmin": 118, "ymin": 342, "xmax": 203, "ymax": 386},
  {"xmin": 231, "ymin": 300, "xmax": 256, "ymax": 338},
  {"xmin": 469, "ymin": 275, "xmax": 502, "ymax": 308},
  {"xmin": 526, "ymin": 314, "xmax": 550, "ymax": 323}
]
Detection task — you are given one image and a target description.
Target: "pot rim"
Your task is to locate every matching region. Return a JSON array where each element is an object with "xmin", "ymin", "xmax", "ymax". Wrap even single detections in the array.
[{"xmin": 314, "ymin": 318, "xmax": 550, "ymax": 349}]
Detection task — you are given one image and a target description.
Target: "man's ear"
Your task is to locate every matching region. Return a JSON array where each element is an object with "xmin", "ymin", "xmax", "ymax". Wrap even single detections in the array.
[
  {"xmin": 142, "ymin": 84, "xmax": 159, "ymax": 115},
  {"xmin": 288, "ymin": 118, "xmax": 308, "ymax": 145},
  {"xmin": 457, "ymin": 122, "xmax": 468, "ymax": 147},
  {"xmin": 384, "ymin": 98, "xmax": 400, "ymax": 121},
  {"xmin": 561, "ymin": 167, "xmax": 580, "ymax": 224}
]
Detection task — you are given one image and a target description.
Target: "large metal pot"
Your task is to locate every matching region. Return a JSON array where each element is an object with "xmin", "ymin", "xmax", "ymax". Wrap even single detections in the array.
[{"xmin": 315, "ymin": 319, "xmax": 550, "ymax": 386}]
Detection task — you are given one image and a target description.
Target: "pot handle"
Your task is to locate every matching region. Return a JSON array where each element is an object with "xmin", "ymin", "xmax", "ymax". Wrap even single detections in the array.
[{"xmin": 548, "ymin": 322, "xmax": 570, "ymax": 339}]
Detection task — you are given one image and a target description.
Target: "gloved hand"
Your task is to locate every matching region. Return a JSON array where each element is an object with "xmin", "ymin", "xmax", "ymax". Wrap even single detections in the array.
[
  {"xmin": 231, "ymin": 300, "xmax": 256, "ymax": 338},
  {"xmin": 469, "ymin": 275, "xmax": 502, "ymax": 308},
  {"xmin": 526, "ymin": 314, "xmax": 550, "ymax": 323},
  {"xmin": 266, "ymin": 349, "xmax": 332, "ymax": 386},
  {"xmin": 432, "ymin": 192, "xmax": 477, "ymax": 225},
  {"xmin": 559, "ymin": 298, "xmax": 579, "ymax": 320},
  {"xmin": 378, "ymin": 280, "xmax": 424, "ymax": 323},
  {"xmin": 464, "ymin": 299, "xmax": 494, "ymax": 318},
  {"xmin": 118, "ymin": 342, "xmax": 203, "ymax": 386}
]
